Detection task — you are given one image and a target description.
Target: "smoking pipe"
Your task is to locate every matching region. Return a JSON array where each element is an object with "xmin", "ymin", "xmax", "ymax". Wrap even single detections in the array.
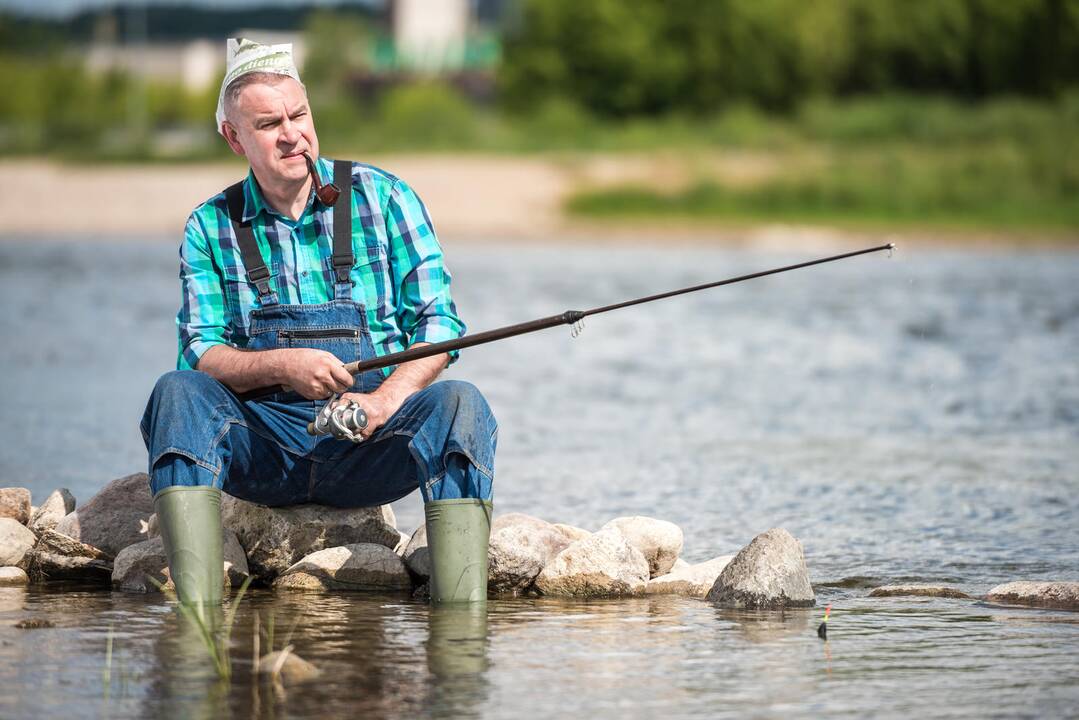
[{"xmin": 303, "ymin": 151, "xmax": 340, "ymax": 205}]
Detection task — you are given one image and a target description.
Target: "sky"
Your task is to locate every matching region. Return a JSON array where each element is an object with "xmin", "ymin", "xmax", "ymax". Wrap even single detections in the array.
[{"xmin": 0, "ymin": 0, "xmax": 381, "ymax": 19}]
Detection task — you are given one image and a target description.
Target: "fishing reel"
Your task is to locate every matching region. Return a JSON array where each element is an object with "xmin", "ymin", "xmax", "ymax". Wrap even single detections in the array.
[{"xmin": 309, "ymin": 395, "xmax": 368, "ymax": 443}]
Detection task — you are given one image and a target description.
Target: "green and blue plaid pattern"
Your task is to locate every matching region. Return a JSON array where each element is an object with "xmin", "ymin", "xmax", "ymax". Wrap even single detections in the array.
[{"xmin": 177, "ymin": 157, "xmax": 465, "ymax": 374}]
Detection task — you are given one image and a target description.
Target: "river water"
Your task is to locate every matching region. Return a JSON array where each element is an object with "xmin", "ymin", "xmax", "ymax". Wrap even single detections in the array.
[{"xmin": 0, "ymin": 239, "xmax": 1077, "ymax": 718}]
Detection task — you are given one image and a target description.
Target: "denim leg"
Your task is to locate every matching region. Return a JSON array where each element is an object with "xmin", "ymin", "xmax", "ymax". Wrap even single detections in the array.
[
  {"xmin": 140, "ymin": 370, "xmax": 316, "ymax": 505},
  {"xmin": 309, "ymin": 380, "xmax": 498, "ymax": 506}
]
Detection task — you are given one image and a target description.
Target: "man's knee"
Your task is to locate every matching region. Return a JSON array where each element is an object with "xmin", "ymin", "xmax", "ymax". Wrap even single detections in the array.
[
  {"xmin": 434, "ymin": 380, "xmax": 497, "ymax": 436},
  {"xmin": 141, "ymin": 370, "xmax": 229, "ymax": 441}
]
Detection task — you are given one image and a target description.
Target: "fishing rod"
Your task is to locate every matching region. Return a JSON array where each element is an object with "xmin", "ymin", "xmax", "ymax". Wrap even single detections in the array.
[{"xmin": 238, "ymin": 242, "xmax": 895, "ymax": 435}]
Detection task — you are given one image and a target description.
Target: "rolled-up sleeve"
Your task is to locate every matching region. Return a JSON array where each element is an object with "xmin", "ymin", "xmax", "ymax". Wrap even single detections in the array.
[
  {"xmin": 176, "ymin": 214, "xmax": 230, "ymax": 370},
  {"xmin": 385, "ymin": 178, "xmax": 466, "ymax": 365}
]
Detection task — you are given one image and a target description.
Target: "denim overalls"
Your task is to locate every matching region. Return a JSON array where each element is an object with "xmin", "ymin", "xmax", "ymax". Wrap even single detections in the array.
[{"xmin": 140, "ymin": 162, "xmax": 496, "ymax": 507}]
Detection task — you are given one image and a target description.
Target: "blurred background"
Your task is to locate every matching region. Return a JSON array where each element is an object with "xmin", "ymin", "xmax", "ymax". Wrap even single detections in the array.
[{"xmin": 0, "ymin": 0, "xmax": 1077, "ymax": 240}]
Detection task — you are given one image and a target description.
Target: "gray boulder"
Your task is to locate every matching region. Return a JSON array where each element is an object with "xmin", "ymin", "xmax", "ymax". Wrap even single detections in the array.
[
  {"xmin": 0, "ymin": 488, "xmax": 32, "ymax": 525},
  {"xmin": 112, "ymin": 529, "xmax": 249, "ymax": 593},
  {"xmin": 111, "ymin": 537, "xmax": 170, "ymax": 592},
  {"xmin": 0, "ymin": 567, "xmax": 29, "ymax": 586},
  {"xmin": 274, "ymin": 544, "xmax": 412, "ymax": 592},
  {"xmin": 402, "ymin": 524, "xmax": 430, "ymax": 579},
  {"xmin": 489, "ymin": 513, "xmax": 571, "ymax": 594},
  {"xmin": 706, "ymin": 528, "xmax": 815, "ymax": 609},
  {"xmin": 647, "ymin": 555, "xmax": 735, "ymax": 598},
  {"xmin": 28, "ymin": 489, "xmax": 76, "ymax": 535},
  {"xmin": 601, "ymin": 516, "xmax": 684, "ymax": 578},
  {"xmin": 0, "ymin": 518, "xmax": 36, "ymax": 566},
  {"xmin": 24, "ymin": 528, "xmax": 113, "ymax": 582},
  {"xmin": 986, "ymin": 581, "xmax": 1079, "ymax": 611},
  {"xmin": 54, "ymin": 473, "xmax": 154, "ymax": 556},
  {"xmin": 869, "ymin": 584, "xmax": 971, "ymax": 599},
  {"xmin": 221, "ymin": 496, "xmax": 400, "ymax": 581},
  {"xmin": 535, "ymin": 529, "xmax": 650, "ymax": 597}
]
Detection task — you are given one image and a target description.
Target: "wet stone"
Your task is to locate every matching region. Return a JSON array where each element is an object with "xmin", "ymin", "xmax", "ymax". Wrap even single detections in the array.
[
  {"xmin": 274, "ymin": 543, "xmax": 411, "ymax": 592},
  {"xmin": 986, "ymin": 581, "xmax": 1079, "ymax": 611},
  {"xmin": 221, "ymin": 496, "xmax": 400, "ymax": 581},
  {"xmin": 24, "ymin": 528, "xmax": 113, "ymax": 583},
  {"xmin": 869, "ymin": 584, "xmax": 971, "ymax": 599},
  {"xmin": 488, "ymin": 513, "xmax": 571, "ymax": 594},
  {"xmin": 535, "ymin": 528, "xmax": 650, "ymax": 597},
  {"xmin": 402, "ymin": 524, "xmax": 430, "ymax": 580},
  {"xmin": 706, "ymin": 528, "xmax": 815, "ymax": 609},
  {"xmin": 0, "ymin": 567, "xmax": 29, "ymax": 586},
  {"xmin": 647, "ymin": 555, "xmax": 735, "ymax": 598},
  {"xmin": 258, "ymin": 650, "xmax": 321, "ymax": 684}
]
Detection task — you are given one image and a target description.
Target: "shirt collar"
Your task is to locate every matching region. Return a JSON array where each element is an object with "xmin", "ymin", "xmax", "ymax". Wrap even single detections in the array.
[{"xmin": 240, "ymin": 156, "xmax": 335, "ymax": 223}]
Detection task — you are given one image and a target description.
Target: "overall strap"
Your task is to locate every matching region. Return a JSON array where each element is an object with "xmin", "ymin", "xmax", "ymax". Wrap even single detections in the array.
[
  {"xmin": 224, "ymin": 180, "xmax": 279, "ymax": 306},
  {"xmin": 331, "ymin": 159, "xmax": 354, "ymax": 300}
]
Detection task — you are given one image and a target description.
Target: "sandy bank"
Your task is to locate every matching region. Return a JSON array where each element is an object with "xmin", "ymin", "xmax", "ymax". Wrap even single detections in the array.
[{"xmin": 0, "ymin": 156, "xmax": 1074, "ymax": 249}]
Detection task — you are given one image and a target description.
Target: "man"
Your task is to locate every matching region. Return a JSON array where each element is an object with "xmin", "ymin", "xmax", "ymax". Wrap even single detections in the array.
[{"xmin": 141, "ymin": 39, "xmax": 496, "ymax": 606}]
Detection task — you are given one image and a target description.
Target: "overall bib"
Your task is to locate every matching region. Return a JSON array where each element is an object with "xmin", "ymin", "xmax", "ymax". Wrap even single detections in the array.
[{"xmin": 141, "ymin": 161, "xmax": 497, "ymax": 508}]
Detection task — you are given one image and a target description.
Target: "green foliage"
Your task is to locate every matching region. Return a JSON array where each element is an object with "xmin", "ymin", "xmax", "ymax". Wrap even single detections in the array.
[
  {"xmin": 567, "ymin": 93, "xmax": 1079, "ymax": 230},
  {"xmin": 500, "ymin": 0, "xmax": 1079, "ymax": 118}
]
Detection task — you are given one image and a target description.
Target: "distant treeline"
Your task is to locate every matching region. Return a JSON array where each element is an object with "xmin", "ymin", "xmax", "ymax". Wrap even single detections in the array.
[{"xmin": 499, "ymin": 0, "xmax": 1079, "ymax": 117}]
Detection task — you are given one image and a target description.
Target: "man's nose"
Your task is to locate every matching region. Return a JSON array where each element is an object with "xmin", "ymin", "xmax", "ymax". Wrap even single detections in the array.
[{"xmin": 280, "ymin": 117, "xmax": 301, "ymax": 145}]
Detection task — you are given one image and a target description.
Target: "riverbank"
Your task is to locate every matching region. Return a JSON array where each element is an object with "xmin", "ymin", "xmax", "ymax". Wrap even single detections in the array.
[{"xmin": 2, "ymin": 157, "xmax": 1075, "ymax": 248}]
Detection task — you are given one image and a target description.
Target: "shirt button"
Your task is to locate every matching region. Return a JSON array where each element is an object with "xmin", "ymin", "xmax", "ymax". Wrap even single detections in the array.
[{"xmin": 302, "ymin": 271, "xmax": 308, "ymax": 277}]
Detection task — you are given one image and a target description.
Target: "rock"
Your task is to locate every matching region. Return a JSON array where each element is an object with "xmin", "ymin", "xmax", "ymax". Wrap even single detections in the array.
[
  {"xmin": 111, "ymin": 529, "xmax": 249, "ymax": 593},
  {"xmin": 986, "ymin": 581, "xmax": 1079, "ymax": 611},
  {"xmin": 23, "ymin": 528, "xmax": 113, "ymax": 582},
  {"xmin": 221, "ymin": 496, "xmax": 400, "ymax": 581},
  {"xmin": 145, "ymin": 513, "xmax": 159, "ymax": 539},
  {"xmin": 0, "ymin": 488, "xmax": 32, "ymax": 525},
  {"xmin": 54, "ymin": 473, "xmax": 154, "ymax": 556},
  {"xmin": 0, "ymin": 567, "xmax": 29, "ymax": 586},
  {"xmin": 0, "ymin": 518, "xmax": 36, "ymax": 567},
  {"xmin": 402, "ymin": 525, "xmax": 430, "ymax": 579},
  {"xmin": 600, "ymin": 516, "xmax": 683, "ymax": 578},
  {"xmin": 489, "ymin": 513, "xmax": 572, "ymax": 594},
  {"xmin": 706, "ymin": 528, "xmax": 815, "ymax": 609},
  {"xmin": 274, "ymin": 544, "xmax": 411, "ymax": 592},
  {"xmin": 552, "ymin": 523, "xmax": 591, "ymax": 543},
  {"xmin": 869, "ymin": 584, "xmax": 971, "ymax": 599},
  {"xmin": 647, "ymin": 555, "xmax": 735, "ymax": 598},
  {"xmin": 671, "ymin": 558, "xmax": 691, "ymax": 571},
  {"xmin": 221, "ymin": 529, "xmax": 250, "ymax": 587},
  {"xmin": 258, "ymin": 650, "xmax": 321, "ymax": 684},
  {"xmin": 535, "ymin": 529, "xmax": 650, "ymax": 597},
  {"xmin": 27, "ymin": 489, "xmax": 76, "ymax": 535},
  {"xmin": 111, "ymin": 537, "xmax": 169, "ymax": 592},
  {"xmin": 393, "ymin": 529, "xmax": 410, "ymax": 555}
]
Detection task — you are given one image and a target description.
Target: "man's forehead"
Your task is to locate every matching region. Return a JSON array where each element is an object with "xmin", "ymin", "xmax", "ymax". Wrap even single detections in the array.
[{"xmin": 236, "ymin": 77, "xmax": 307, "ymax": 113}]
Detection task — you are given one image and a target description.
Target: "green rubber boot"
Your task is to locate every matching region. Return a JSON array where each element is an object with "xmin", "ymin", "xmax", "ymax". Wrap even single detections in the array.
[
  {"xmin": 154, "ymin": 485, "xmax": 224, "ymax": 607},
  {"xmin": 425, "ymin": 498, "xmax": 493, "ymax": 603}
]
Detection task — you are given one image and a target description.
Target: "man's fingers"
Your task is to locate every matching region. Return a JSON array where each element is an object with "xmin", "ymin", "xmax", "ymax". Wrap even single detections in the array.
[{"xmin": 329, "ymin": 363, "xmax": 354, "ymax": 390}]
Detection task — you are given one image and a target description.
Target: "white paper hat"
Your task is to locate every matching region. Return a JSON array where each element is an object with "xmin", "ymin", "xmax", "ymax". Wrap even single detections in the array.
[{"xmin": 215, "ymin": 38, "xmax": 302, "ymax": 135}]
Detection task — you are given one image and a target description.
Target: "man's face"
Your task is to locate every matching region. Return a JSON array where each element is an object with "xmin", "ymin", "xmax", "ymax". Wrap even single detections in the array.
[{"xmin": 222, "ymin": 77, "xmax": 319, "ymax": 186}]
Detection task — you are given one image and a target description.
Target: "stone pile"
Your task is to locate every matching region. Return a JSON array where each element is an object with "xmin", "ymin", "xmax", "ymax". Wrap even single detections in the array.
[{"xmin": 1, "ymin": 475, "xmax": 1077, "ymax": 612}]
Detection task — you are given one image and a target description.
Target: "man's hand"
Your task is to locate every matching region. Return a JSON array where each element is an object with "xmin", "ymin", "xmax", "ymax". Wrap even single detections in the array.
[
  {"xmin": 333, "ymin": 389, "xmax": 403, "ymax": 439},
  {"xmin": 278, "ymin": 348, "xmax": 354, "ymax": 400},
  {"xmin": 197, "ymin": 345, "xmax": 353, "ymax": 399}
]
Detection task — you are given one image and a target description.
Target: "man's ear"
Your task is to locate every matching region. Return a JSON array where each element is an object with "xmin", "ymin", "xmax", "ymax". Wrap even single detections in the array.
[{"xmin": 221, "ymin": 121, "xmax": 247, "ymax": 158}]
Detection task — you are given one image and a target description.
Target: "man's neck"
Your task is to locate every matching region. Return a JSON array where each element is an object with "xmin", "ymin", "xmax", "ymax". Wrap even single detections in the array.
[{"xmin": 254, "ymin": 172, "xmax": 313, "ymax": 221}]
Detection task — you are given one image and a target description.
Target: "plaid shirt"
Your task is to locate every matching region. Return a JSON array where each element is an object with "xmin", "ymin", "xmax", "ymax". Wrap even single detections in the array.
[{"xmin": 177, "ymin": 157, "xmax": 465, "ymax": 374}]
